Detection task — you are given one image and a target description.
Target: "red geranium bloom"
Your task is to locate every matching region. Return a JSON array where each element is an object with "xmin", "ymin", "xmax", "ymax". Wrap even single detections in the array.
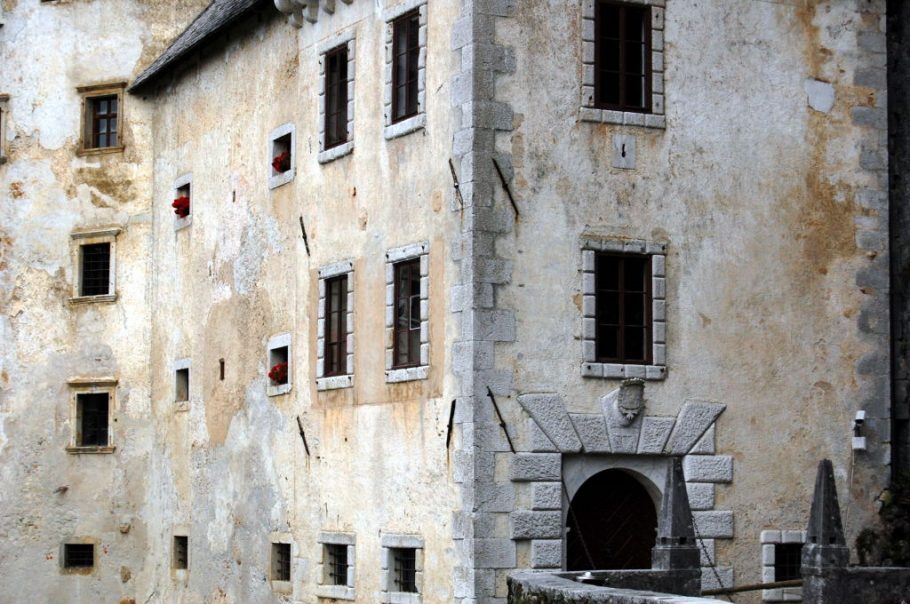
[
  {"xmin": 268, "ymin": 361, "xmax": 288, "ymax": 385},
  {"xmin": 172, "ymin": 196, "xmax": 190, "ymax": 218},
  {"xmin": 272, "ymin": 151, "xmax": 291, "ymax": 174}
]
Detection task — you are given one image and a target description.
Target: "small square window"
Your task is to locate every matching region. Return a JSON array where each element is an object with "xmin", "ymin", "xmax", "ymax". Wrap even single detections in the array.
[
  {"xmin": 63, "ymin": 544, "xmax": 94, "ymax": 569},
  {"xmin": 76, "ymin": 392, "xmax": 109, "ymax": 447},
  {"xmin": 175, "ymin": 368, "xmax": 189, "ymax": 403},
  {"xmin": 78, "ymin": 83, "xmax": 126, "ymax": 153},
  {"xmin": 268, "ymin": 124, "xmax": 296, "ymax": 189},
  {"xmin": 70, "ymin": 227, "xmax": 120, "ymax": 304},
  {"xmin": 267, "ymin": 333, "xmax": 292, "ymax": 396},
  {"xmin": 173, "ymin": 536, "xmax": 188, "ymax": 570},
  {"xmin": 271, "ymin": 542, "xmax": 291, "ymax": 581},
  {"xmin": 391, "ymin": 547, "xmax": 418, "ymax": 593}
]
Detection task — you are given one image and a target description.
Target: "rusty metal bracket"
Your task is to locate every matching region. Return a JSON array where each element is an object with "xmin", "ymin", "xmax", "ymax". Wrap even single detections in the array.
[
  {"xmin": 492, "ymin": 157, "xmax": 519, "ymax": 218},
  {"xmin": 296, "ymin": 415, "xmax": 310, "ymax": 456},
  {"xmin": 299, "ymin": 216, "xmax": 311, "ymax": 256},
  {"xmin": 446, "ymin": 399, "xmax": 457, "ymax": 450},
  {"xmin": 448, "ymin": 158, "xmax": 464, "ymax": 210},
  {"xmin": 486, "ymin": 386, "xmax": 515, "ymax": 454}
]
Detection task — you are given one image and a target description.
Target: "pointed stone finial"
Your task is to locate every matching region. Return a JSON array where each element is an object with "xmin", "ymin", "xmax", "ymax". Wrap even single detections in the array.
[
  {"xmin": 652, "ymin": 456, "xmax": 700, "ymax": 570},
  {"xmin": 802, "ymin": 459, "xmax": 849, "ymax": 571}
]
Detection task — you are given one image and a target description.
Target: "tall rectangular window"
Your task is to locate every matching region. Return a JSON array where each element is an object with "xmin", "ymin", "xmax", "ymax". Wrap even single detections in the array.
[
  {"xmin": 76, "ymin": 393, "xmax": 109, "ymax": 447},
  {"xmin": 89, "ymin": 95, "xmax": 119, "ymax": 149},
  {"xmin": 774, "ymin": 543, "xmax": 802, "ymax": 581},
  {"xmin": 80, "ymin": 243, "xmax": 111, "ymax": 297},
  {"xmin": 595, "ymin": 1, "xmax": 651, "ymax": 112},
  {"xmin": 324, "ymin": 275, "xmax": 348, "ymax": 377},
  {"xmin": 325, "ymin": 543, "xmax": 348, "ymax": 586},
  {"xmin": 392, "ymin": 10, "xmax": 420, "ymax": 123},
  {"xmin": 173, "ymin": 536, "xmax": 189, "ymax": 570},
  {"xmin": 325, "ymin": 46, "xmax": 349, "ymax": 149},
  {"xmin": 271, "ymin": 542, "xmax": 291, "ymax": 581},
  {"xmin": 595, "ymin": 253, "xmax": 651, "ymax": 364},
  {"xmin": 392, "ymin": 547, "xmax": 418, "ymax": 593},
  {"xmin": 393, "ymin": 259, "xmax": 421, "ymax": 368}
]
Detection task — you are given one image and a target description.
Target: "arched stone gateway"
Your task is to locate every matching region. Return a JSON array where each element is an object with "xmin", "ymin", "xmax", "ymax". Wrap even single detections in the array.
[
  {"xmin": 509, "ymin": 380, "xmax": 735, "ymax": 588},
  {"xmin": 566, "ymin": 469, "xmax": 658, "ymax": 570}
]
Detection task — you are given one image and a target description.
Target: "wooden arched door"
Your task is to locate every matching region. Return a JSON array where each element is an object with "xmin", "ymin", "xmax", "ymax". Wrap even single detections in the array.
[{"xmin": 565, "ymin": 469, "xmax": 658, "ymax": 570}]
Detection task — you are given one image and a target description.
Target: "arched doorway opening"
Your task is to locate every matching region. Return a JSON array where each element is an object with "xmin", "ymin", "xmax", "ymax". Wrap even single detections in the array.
[{"xmin": 565, "ymin": 468, "xmax": 658, "ymax": 570}]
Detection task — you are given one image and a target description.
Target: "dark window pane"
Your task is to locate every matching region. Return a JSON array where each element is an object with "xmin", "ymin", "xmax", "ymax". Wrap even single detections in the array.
[
  {"xmin": 624, "ymin": 41, "xmax": 644, "ymax": 74},
  {"xmin": 324, "ymin": 275, "xmax": 348, "ymax": 377},
  {"xmin": 594, "ymin": 2, "xmax": 650, "ymax": 112},
  {"xmin": 78, "ymin": 393, "xmax": 109, "ymax": 447},
  {"xmin": 624, "ymin": 327, "xmax": 646, "ymax": 361},
  {"xmin": 327, "ymin": 544, "xmax": 347, "ymax": 586},
  {"xmin": 596, "ymin": 326, "xmax": 619, "ymax": 360},
  {"xmin": 596, "ymin": 255, "xmax": 620, "ymax": 290},
  {"xmin": 626, "ymin": 9, "xmax": 647, "ymax": 42},
  {"xmin": 594, "ymin": 253, "xmax": 651, "ymax": 364},
  {"xmin": 80, "ymin": 243, "xmax": 110, "ymax": 296},
  {"xmin": 272, "ymin": 543, "xmax": 291, "ymax": 581},
  {"xmin": 599, "ymin": 5, "xmax": 620, "ymax": 38},
  {"xmin": 599, "ymin": 40, "xmax": 621, "ymax": 71},
  {"xmin": 598, "ymin": 292, "xmax": 621, "ymax": 325},
  {"xmin": 64, "ymin": 544, "xmax": 94, "ymax": 568},
  {"xmin": 392, "ymin": 10, "xmax": 420, "ymax": 122},
  {"xmin": 625, "ymin": 74, "xmax": 646, "ymax": 107},
  {"xmin": 624, "ymin": 258, "xmax": 648, "ymax": 290},
  {"xmin": 393, "ymin": 548, "xmax": 418, "ymax": 593},
  {"xmin": 775, "ymin": 544, "xmax": 802, "ymax": 581},
  {"xmin": 393, "ymin": 259, "xmax": 421, "ymax": 368},
  {"xmin": 625, "ymin": 293, "xmax": 645, "ymax": 325},
  {"xmin": 325, "ymin": 47, "xmax": 348, "ymax": 148}
]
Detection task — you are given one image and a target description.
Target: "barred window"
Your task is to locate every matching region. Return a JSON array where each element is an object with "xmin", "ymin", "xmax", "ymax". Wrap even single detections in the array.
[
  {"xmin": 76, "ymin": 393, "xmax": 109, "ymax": 447},
  {"xmin": 271, "ymin": 542, "xmax": 291, "ymax": 581},
  {"xmin": 392, "ymin": 547, "xmax": 417, "ymax": 593},
  {"xmin": 325, "ymin": 543, "xmax": 348, "ymax": 586},
  {"xmin": 79, "ymin": 243, "xmax": 111, "ymax": 297}
]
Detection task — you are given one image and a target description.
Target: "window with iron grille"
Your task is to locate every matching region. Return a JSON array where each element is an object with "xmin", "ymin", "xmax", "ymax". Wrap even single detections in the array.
[
  {"xmin": 173, "ymin": 536, "xmax": 188, "ymax": 570},
  {"xmin": 392, "ymin": 10, "xmax": 420, "ymax": 123},
  {"xmin": 774, "ymin": 543, "xmax": 802, "ymax": 582},
  {"xmin": 87, "ymin": 95, "xmax": 119, "ymax": 149},
  {"xmin": 271, "ymin": 542, "xmax": 291, "ymax": 581},
  {"xmin": 76, "ymin": 393, "xmax": 109, "ymax": 447},
  {"xmin": 324, "ymin": 46, "xmax": 349, "ymax": 150},
  {"xmin": 594, "ymin": 1, "xmax": 651, "ymax": 113},
  {"xmin": 324, "ymin": 275, "xmax": 348, "ymax": 377},
  {"xmin": 393, "ymin": 259, "xmax": 421, "ymax": 369},
  {"xmin": 79, "ymin": 243, "xmax": 111, "ymax": 297},
  {"xmin": 324, "ymin": 543, "xmax": 348, "ymax": 586},
  {"xmin": 391, "ymin": 547, "xmax": 418, "ymax": 593},
  {"xmin": 63, "ymin": 544, "xmax": 94, "ymax": 568},
  {"xmin": 595, "ymin": 253, "xmax": 652, "ymax": 364}
]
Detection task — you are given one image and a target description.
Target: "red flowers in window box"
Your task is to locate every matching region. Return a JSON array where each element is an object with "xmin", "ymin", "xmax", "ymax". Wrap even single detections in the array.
[
  {"xmin": 172, "ymin": 196, "xmax": 190, "ymax": 218},
  {"xmin": 272, "ymin": 151, "xmax": 291, "ymax": 174},
  {"xmin": 268, "ymin": 361, "xmax": 288, "ymax": 385}
]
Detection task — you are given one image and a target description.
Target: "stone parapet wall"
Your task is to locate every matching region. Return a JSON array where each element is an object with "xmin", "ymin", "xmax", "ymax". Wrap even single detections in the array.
[{"xmin": 508, "ymin": 571, "xmax": 714, "ymax": 604}]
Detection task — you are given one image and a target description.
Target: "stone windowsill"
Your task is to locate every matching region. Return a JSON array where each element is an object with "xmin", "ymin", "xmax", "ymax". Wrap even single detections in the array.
[
  {"xmin": 581, "ymin": 362, "xmax": 666, "ymax": 381},
  {"xmin": 384, "ymin": 113, "xmax": 426, "ymax": 141},
  {"xmin": 76, "ymin": 145, "xmax": 125, "ymax": 157},
  {"xmin": 69, "ymin": 293, "xmax": 117, "ymax": 305},
  {"xmin": 175, "ymin": 400, "xmax": 189, "ymax": 412},
  {"xmin": 268, "ymin": 382, "xmax": 292, "ymax": 397},
  {"xmin": 268, "ymin": 167, "xmax": 295, "ymax": 190},
  {"xmin": 318, "ymin": 141, "xmax": 354, "ymax": 164},
  {"xmin": 580, "ymin": 107, "xmax": 666, "ymax": 129},
  {"xmin": 316, "ymin": 585, "xmax": 355, "ymax": 601},
  {"xmin": 386, "ymin": 366, "xmax": 429, "ymax": 384},
  {"xmin": 382, "ymin": 592, "xmax": 421, "ymax": 604},
  {"xmin": 317, "ymin": 375, "xmax": 354, "ymax": 391},
  {"xmin": 66, "ymin": 445, "xmax": 116, "ymax": 455},
  {"xmin": 174, "ymin": 215, "xmax": 192, "ymax": 231},
  {"xmin": 270, "ymin": 579, "xmax": 292, "ymax": 594}
]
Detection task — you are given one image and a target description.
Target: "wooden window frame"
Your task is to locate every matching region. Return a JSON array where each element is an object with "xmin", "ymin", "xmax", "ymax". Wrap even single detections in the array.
[
  {"xmin": 594, "ymin": 1, "xmax": 652, "ymax": 113},
  {"xmin": 594, "ymin": 252, "xmax": 653, "ymax": 365},
  {"xmin": 317, "ymin": 261, "xmax": 354, "ymax": 390},
  {"xmin": 324, "ymin": 45, "xmax": 349, "ymax": 150},
  {"xmin": 392, "ymin": 258, "xmax": 422, "ymax": 370},
  {"xmin": 384, "ymin": 243, "xmax": 429, "ymax": 383},
  {"xmin": 66, "ymin": 377, "xmax": 117, "ymax": 454},
  {"xmin": 391, "ymin": 10, "xmax": 421, "ymax": 124},
  {"xmin": 70, "ymin": 227, "xmax": 120, "ymax": 304},
  {"xmin": 77, "ymin": 83, "xmax": 125, "ymax": 155},
  {"xmin": 324, "ymin": 274, "xmax": 349, "ymax": 378}
]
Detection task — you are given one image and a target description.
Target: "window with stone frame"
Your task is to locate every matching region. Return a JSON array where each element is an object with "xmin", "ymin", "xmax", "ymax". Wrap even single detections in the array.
[
  {"xmin": 383, "ymin": 1, "xmax": 427, "ymax": 139},
  {"xmin": 581, "ymin": 0, "xmax": 665, "ymax": 128},
  {"xmin": 77, "ymin": 83, "xmax": 126, "ymax": 153},
  {"xmin": 761, "ymin": 530, "xmax": 805, "ymax": 602},
  {"xmin": 581, "ymin": 238, "xmax": 666, "ymax": 380},
  {"xmin": 317, "ymin": 261, "xmax": 354, "ymax": 391},
  {"xmin": 66, "ymin": 377, "xmax": 117, "ymax": 454},
  {"xmin": 385, "ymin": 243, "xmax": 429, "ymax": 383},
  {"xmin": 316, "ymin": 532, "xmax": 355, "ymax": 600},
  {"xmin": 271, "ymin": 542, "xmax": 291, "ymax": 582},
  {"xmin": 173, "ymin": 535, "xmax": 189, "ymax": 570},
  {"xmin": 268, "ymin": 123, "xmax": 296, "ymax": 189},
  {"xmin": 172, "ymin": 173, "xmax": 192, "ymax": 230},
  {"xmin": 318, "ymin": 33, "xmax": 355, "ymax": 163},
  {"xmin": 380, "ymin": 534, "xmax": 423, "ymax": 603},
  {"xmin": 70, "ymin": 227, "xmax": 120, "ymax": 304},
  {"xmin": 267, "ymin": 333, "xmax": 292, "ymax": 397}
]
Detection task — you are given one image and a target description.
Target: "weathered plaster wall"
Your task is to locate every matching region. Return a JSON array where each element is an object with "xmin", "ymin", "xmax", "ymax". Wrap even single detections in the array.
[
  {"xmin": 468, "ymin": 0, "xmax": 890, "ymax": 600},
  {"xmin": 0, "ymin": 1, "xmax": 208, "ymax": 602},
  {"xmin": 145, "ymin": 2, "xmax": 461, "ymax": 602}
]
